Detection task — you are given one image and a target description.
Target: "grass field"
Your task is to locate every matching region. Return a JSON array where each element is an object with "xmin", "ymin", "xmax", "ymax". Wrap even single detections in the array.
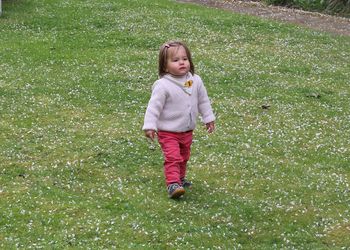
[{"xmin": 1, "ymin": 0, "xmax": 350, "ymax": 248}]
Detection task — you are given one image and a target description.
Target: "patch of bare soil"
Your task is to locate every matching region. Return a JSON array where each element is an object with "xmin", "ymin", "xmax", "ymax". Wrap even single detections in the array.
[{"xmin": 177, "ymin": 0, "xmax": 350, "ymax": 36}]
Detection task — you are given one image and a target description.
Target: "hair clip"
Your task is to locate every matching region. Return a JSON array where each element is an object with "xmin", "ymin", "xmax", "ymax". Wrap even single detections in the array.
[{"xmin": 164, "ymin": 44, "xmax": 170, "ymax": 48}]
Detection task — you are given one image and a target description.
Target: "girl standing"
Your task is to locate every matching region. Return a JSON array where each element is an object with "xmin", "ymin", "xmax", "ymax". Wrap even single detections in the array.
[{"xmin": 143, "ymin": 41, "xmax": 215, "ymax": 199}]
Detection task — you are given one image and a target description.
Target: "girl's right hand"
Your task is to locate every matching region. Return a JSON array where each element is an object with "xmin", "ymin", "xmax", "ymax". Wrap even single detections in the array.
[{"xmin": 144, "ymin": 130, "xmax": 156, "ymax": 141}]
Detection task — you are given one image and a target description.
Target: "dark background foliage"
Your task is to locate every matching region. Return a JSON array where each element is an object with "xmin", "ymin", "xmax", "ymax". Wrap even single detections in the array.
[{"xmin": 265, "ymin": 0, "xmax": 350, "ymax": 16}]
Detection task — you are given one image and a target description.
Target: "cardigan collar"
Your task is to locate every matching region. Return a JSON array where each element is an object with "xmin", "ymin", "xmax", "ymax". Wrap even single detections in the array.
[{"xmin": 163, "ymin": 73, "xmax": 194, "ymax": 95}]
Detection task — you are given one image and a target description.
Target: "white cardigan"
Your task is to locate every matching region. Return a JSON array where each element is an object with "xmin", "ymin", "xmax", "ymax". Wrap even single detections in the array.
[{"xmin": 143, "ymin": 73, "xmax": 215, "ymax": 132}]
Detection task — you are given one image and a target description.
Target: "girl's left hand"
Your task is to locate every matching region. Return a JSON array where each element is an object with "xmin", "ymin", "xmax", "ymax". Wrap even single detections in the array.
[{"xmin": 206, "ymin": 121, "xmax": 215, "ymax": 133}]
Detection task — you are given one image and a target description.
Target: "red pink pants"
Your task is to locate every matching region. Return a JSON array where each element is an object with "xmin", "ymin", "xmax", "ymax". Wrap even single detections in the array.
[{"xmin": 157, "ymin": 130, "xmax": 193, "ymax": 186}]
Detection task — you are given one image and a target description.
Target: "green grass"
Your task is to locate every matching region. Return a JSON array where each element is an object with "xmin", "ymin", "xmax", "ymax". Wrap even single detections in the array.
[{"xmin": 1, "ymin": 0, "xmax": 350, "ymax": 248}]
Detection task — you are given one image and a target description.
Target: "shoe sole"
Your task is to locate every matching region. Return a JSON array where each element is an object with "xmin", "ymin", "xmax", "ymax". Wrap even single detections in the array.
[{"xmin": 169, "ymin": 187, "xmax": 185, "ymax": 199}]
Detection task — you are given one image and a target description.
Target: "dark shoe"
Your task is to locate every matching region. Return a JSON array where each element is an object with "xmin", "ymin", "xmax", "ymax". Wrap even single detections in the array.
[
  {"xmin": 181, "ymin": 178, "xmax": 192, "ymax": 189},
  {"xmin": 167, "ymin": 183, "xmax": 185, "ymax": 199}
]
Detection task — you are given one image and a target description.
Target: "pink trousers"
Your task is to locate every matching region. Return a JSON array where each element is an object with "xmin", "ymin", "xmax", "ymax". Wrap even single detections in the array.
[{"xmin": 157, "ymin": 130, "xmax": 193, "ymax": 186}]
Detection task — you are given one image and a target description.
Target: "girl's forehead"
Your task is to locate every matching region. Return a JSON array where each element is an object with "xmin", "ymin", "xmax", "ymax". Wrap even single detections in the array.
[{"xmin": 168, "ymin": 46, "xmax": 187, "ymax": 57}]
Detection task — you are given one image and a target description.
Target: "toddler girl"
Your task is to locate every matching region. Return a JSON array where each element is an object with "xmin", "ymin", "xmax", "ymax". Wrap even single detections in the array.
[{"xmin": 143, "ymin": 40, "xmax": 215, "ymax": 199}]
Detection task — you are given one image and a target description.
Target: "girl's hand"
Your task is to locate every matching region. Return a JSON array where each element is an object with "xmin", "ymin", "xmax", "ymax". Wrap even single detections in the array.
[
  {"xmin": 144, "ymin": 129, "xmax": 156, "ymax": 141},
  {"xmin": 206, "ymin": 121, "xmax": 215, "ymax": 133}
]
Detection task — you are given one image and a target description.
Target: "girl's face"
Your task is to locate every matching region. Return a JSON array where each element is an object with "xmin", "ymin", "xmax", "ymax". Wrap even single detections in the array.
[{"xmin": 166, "ymin": 46, "xmax": 190, "ymax": 77}]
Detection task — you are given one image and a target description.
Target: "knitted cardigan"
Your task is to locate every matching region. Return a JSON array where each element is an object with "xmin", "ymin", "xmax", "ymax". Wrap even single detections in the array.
[{"xmin": 142, "ymin": 73, "xmax": 215, "ymax": 132}]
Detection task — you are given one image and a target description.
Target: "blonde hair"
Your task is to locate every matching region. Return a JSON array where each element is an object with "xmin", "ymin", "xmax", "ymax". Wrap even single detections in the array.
[{"xmin": 158, "ymin": 41, "xmax": 195, "ymax": 77}]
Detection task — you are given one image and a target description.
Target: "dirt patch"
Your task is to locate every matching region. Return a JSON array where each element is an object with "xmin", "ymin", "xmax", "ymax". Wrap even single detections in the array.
[{"xmin": 177, "ymin": 0, "xmax": 350, "ymax": 36}]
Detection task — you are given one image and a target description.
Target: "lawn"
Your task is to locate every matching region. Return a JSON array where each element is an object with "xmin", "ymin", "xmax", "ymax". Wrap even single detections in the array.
[{"xmin": 1, "ymin": 0, "xmax": 350, "ymax": 248}]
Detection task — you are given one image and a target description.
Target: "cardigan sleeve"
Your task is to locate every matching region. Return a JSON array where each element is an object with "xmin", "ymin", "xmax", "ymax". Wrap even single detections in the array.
[
  {"xmin": 196, "ymin": 76, "xmax": 216, "ymax": 124},
  {"xmin": 142, "ymin": 82, "xmax": 167, "ymax": 131}
]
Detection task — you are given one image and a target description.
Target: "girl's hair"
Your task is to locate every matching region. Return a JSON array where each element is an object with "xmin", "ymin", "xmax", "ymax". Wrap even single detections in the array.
[{"xmin": 158, "ymin": 41, "xmax": 195, "ymax": 77}]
